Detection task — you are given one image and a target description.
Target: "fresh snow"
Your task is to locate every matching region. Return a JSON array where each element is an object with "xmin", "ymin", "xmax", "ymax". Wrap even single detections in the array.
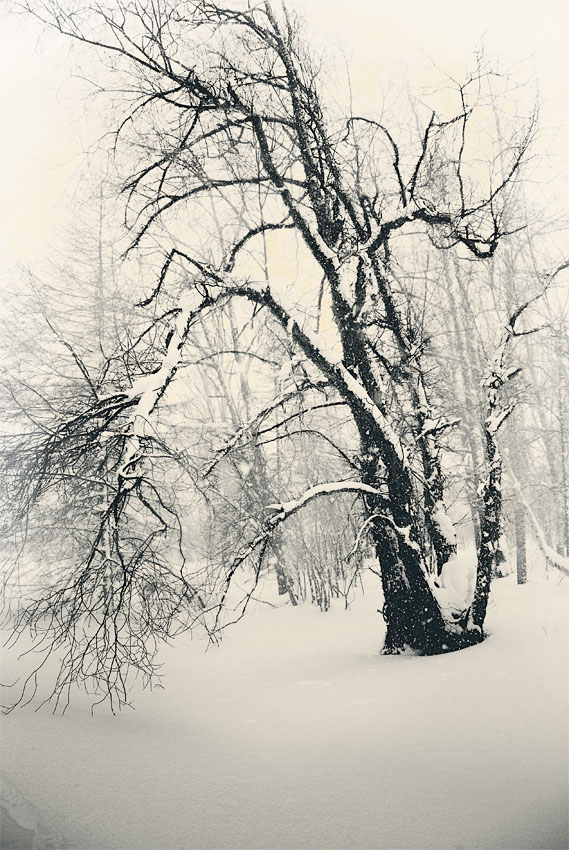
[
  {"xmin": 1, "ymin": 558, "xmax": 567, "ymax": 850},
  {"xmin": 431, "ymin": 501, "xmax": 458, "ymax": 546},
  {"xmin": 429, "ymin": 551, "xmax": 476, "ymax": 616},
  {"xmin": 266, "ymin": 480, "xmax": 386, "ymax": 515}
]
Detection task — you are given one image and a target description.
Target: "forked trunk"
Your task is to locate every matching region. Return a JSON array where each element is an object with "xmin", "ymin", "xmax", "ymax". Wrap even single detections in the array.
[
  {"xmin": 361, "ymin": 445, "xmax": 485, "ymax": 655},
  {"xmin": 370, "ymin": 521, "xmax": 484, "ymax": 655}
]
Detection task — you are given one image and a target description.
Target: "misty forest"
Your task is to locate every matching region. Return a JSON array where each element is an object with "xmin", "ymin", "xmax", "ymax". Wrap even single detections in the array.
[{"xmin": 0, "ymin": 2, "xmax": 567, "ymax": 849}]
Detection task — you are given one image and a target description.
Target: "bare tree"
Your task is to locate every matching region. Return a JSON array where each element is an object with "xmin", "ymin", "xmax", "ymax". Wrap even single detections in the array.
[{"xmin": 2, "ymin": 0, "xmax": 543, "ymax": 708}]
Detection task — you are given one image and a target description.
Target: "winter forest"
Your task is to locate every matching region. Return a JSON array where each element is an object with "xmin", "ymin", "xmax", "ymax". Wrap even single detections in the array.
[{"xmin": 0, "ymin": 1, "xmax": 567, "ymax": 849}]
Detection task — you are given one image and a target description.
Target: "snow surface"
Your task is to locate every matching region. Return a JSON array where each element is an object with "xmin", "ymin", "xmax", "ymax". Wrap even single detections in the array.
[{"xmin": 1, "ymin": 565, "xmax": 567, "ymax": 850}]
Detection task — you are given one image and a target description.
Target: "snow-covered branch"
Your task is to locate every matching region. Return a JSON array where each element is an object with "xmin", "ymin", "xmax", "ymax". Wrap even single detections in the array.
[
  {"xmin": 418, "ymin": 416, "xmax": 461, "ymax": 440},
  {"xmin": 265, "ymin": 480, "xmax": 388, "ymax": 519},
  {"xmin": 119, "ymin": 290, "xmax": 227, "ymax": 486}
]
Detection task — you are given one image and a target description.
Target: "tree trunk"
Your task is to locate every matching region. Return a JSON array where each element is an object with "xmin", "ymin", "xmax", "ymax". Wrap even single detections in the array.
[
  {"xmin": 472, "ymin": 430, "xmax": 502, "ymax": 628},
  {"xmin": 470, "ymin": 496, "xmax": 482, "ymax": 552},
  {"xmin": 361, "ymin": 439, "xmax": 483, "ymax": 655},
  {"xmin": 273, "ymin": 545, "xmax": 298, "ymax": 605},
  {"xmin": 515, "ymin": 503, "xmax": 527, "ymax": 584},
  {"xmin": 369, "ymin": 519, "xmax": 483, "ymax": 654}
]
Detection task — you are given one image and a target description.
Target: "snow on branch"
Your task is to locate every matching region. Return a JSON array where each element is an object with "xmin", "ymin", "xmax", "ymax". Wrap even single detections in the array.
[
  {"xmin": 418, "ymin": 416, "xmax": 461, "ymax": 440},
  {"xmin": 209, "ymin": 478, "xmax": 391, "ymax": 631},
  {"xmin": 120, "ymin": 289, "xmax": 228, "ymax": 485},
  {"xmin": 216, "ymin": 480, "xmax": 387, "ymax": 600},
  {"xmin": 334, "ymin": 364, "xmax": 407, "ymax": 463},
  {"xmin": 347, "ymin": 510, "xmax": 421, "ymax": 557},
  {"xmin": 485, "ymin": 401, "xmax": 516, "ymax": 437},
  {"xmin": 198, "ymin": 280, "xmax": 410, "ymax": 470},
  {"xmin": 265, "ymin": 480, "xmax": 388, "ymax": 519}
]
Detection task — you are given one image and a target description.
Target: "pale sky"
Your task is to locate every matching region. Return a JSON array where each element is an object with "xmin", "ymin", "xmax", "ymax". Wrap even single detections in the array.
[{"xmin": 0, "ymin": 0, "xmax": 567, "ymax": 272}]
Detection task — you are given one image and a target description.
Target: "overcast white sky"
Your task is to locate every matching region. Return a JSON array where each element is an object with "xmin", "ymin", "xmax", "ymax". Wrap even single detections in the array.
[{"xmin": 0, "ymin": 0, "xmax": 567, "ymax": 272}]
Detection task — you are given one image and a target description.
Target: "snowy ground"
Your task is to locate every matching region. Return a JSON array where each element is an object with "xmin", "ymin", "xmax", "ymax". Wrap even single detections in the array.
[{"xmin": 1, "ymin": 564, "xmax": 567, "ymax": 850}]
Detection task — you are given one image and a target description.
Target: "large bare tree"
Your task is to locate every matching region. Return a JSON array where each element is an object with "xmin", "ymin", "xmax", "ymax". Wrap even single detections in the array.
[{"xmin": 2, "ymin": 0, "xmax": 542, "ymax": 709}]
